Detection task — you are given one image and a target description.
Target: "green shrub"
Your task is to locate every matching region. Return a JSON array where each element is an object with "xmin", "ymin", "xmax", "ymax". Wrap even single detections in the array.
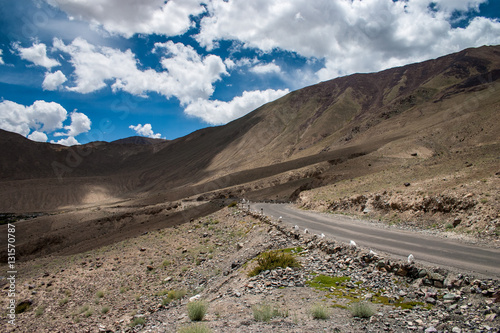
[
  {"xmin": 35, "ymin": 306, "xmax": 45, "ymax": 317},
  {"xmin": 59, "ymin": 297, "xmax": 69, "ymax": 306},
  {"xmin": 96, "ymin": 290, "xmax": 105, "ymax": 298},
  {"xmin": 228, "ymin": 201, "xmax": 238, "ymax": 208},
  {"xmin": 187, "ymin": 300, "xmax": 208, "ymax": 321},
  {"xmin": 168, "ymin": 289, "xmax": 187, "ymax": 301},
  {"xmin": 310, "ymin": 303, "xmax": 330, "ymax": 319},
  {"xmin": 84, "ymin": 308, "xmax": 93, "ymax": 317},
  {"xmin": 178, "ymin": 322, "xmax": 212, "ymax": 333},
  {"xmin": 252, "ymin": 303, "xmax": 286, "ymax": 322},
  {"xmin": 78, "ymin": 304, "xmax": 89, "ymax": 314},
  {"xmin": 130, "ymin": 317, "xmax": 145, "ymax": 327},
  {"xmin": 101, "ymin": 306, "xmax": 110, "ymax": 314},
  {"xmin": 248, "ymin": 250, "xmax": 300, "ymax": 277},
  {"xmin": 350, "ymin": 302, "xmax": 374, "ymax": 318}
]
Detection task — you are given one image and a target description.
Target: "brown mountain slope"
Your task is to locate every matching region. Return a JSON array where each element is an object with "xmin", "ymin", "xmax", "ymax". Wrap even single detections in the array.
[{"xmin": 0, "ymin": 45, "xmax": 499, "ymax": 214}]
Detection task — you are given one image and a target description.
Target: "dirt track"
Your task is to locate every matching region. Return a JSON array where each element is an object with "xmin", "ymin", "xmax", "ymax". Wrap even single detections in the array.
[{"xmin": 251, "ymin": 203, "xmax": 500, "ymax": 278}]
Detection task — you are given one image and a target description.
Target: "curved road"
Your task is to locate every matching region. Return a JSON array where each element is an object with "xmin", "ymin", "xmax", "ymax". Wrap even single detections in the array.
[{"xmin": 250, "ymin": 203, "xmax": 500, "ymax": 279}]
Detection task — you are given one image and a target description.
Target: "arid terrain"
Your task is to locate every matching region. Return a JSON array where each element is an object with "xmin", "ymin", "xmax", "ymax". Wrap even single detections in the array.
[{"xmin": 0, "ymin": 45, "xmax": 499, "ymax": 332}]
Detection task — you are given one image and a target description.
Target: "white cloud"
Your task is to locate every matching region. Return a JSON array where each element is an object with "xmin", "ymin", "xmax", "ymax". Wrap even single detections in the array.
[
  {"xmin": 0, "ymin": 49, "xmax": 4, "ymax": 65},
  {"xmin": 196, "ymin": 0, "xmax": 500, "ymax": 80},
  {"xmin": 250, "ymin": 62, "xmax": 282, "ymax": 75},
  {"xmin": 0, "ymin": 99, "xmax": 66, "ymax": 136},
  {"xmin": 154, "ymin": 41, "xmax": 228, "ymax": 104},
  {"xmin": 52, "ymin": 136, "xmax": 79, "ymax": 146},
  {"xmin": 46, "ymin": 0, "xmax": 205, "ymax": 38},
  {"xmin": 184, "ymin": 89, "xmax": 289, "ymax": 125},
  {"xmin": 0, "ymin": 100, "xmax": 90, "ymax": 146},
  {"xmin": 54, "ymin": 38, "xmax": 227, "ymax": 105},
  {"xmin": 14, "ymin": 42, "xmax": 60, "ymax": 69},
  {"xmin": 42, "ymin": 70, "xmax": 67, "ymax": 90},
  {"xmin": 27, "ymin": 131, "xmax": 48, "ymax": 142},
  {"xmin": 0, "ymin": 100, "xmax": 32, "ymax": 136},
  {"xmin": 55, "ymin": 111, "xmax": 91, "ymax": 137},
  {"xmin": 129, "ymin": 123, "xmax": 162, "ymax": 139}
]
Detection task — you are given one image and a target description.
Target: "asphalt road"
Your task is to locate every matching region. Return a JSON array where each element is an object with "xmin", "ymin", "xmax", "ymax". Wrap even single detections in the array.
[{"xmin": 250, "ymin": 203, "xmax": 500, "ymax": 278}]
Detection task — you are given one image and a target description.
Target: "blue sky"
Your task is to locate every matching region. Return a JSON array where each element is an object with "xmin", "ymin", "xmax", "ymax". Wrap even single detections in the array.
[{"xmin": 0, "ymin": 0, "xmax": 499, "ymax": 145}]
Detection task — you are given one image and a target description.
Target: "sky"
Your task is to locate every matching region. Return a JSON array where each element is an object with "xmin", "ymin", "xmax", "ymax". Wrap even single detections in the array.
[{"xmin": 0, "ymin": 0, "xmax": 499, "ymax": 145}]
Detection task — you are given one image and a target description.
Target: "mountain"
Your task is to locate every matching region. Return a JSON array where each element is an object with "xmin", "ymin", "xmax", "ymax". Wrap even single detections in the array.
[
  {"xmin": 0, "ymin": 45, "xmax": 499, "ymax": 213},
  {"xmin": 111, "ymin": 136, "xmax": 168, "ymax": 145}
]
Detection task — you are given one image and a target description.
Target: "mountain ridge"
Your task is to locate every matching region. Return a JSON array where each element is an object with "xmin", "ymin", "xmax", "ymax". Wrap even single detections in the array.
[{"xmin": 0, "ymin": 44, "xmax": 499, "ymax": 213}]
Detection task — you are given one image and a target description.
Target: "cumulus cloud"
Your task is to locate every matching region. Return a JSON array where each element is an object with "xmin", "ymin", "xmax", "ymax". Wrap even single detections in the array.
[
  {"xmin": 52, "ymin": 136, "xmax": 79, "ymax": 146},
  {"xmin": 184, "ymin": 89, "xmax": 289, "ymax": 125},
  {"xmin": 196, "ymin": 0, "xmax": 500, "ymax": 80},
  {"xmin": 0, "ymin": 49, "xmax": 4, "ymax": 65},
  {"xmin": 55, "ymin": 111, "xmax": 91, "ymax": 137},
  {"xmin": 14, "ymin": 42, "xmax": 60, "ymax": 69},
  {"xmin": 129, "ymin": 123, "xmax": 162, "ymax": 138},
  {"xmin": 54, "ymin": 38, "xmax": 227, "ymax": 105},
  {"xmin": 46, "ymin": 0, "xmax": 205, "ymax": 38},
  {"xmin": 42, "ymin": 70, "xmax": 67, "ymax": 90},
  {"xmin": 27, "ymin": 131, "xmax": 48, "ymax": 142},
  {"xmin": 250, "ymin": 62, "xmax": 282, "ymax": 75},
  {"xmin": 0, "ymin": 100, "xmax": 90, "ymax": 146}
]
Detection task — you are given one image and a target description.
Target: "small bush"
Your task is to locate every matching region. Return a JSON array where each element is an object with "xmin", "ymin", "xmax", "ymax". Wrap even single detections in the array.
[
  {"xmin": 84, "ymin": 308, "xmax": 93, "ymax": 317},
  {"xmin": 96, "ymin": 290, "xmax": 105, "ymax": 298},
  {"xmin": 187, "ymin": 300, "xmax": 208, "ymax": 321},
  {"xmin": 248, "ymin": 250, "xmax": 300, "ymax": 277},
  {"xmin": 310, "ymin": 303, "xmax": 330, "ymax": 319},
  {"xmin": 59, "ymin": 297, "xmax": 69, "ymax": 306},
  {"xmin": 130, "ymin": 317, "xmax": 145, "ymax": 327},
  {"xmin": 168, "ymin": 289, "xmax": 187, "ymax": 301},
  {"xmin": 350, "ymin": 302, "xmax": 374, "ymax": 318},
  {"xmin": 252, "ymin": 303, "xmax": 285, "ymax": 322},
  {"xmin": 78, "ymin": 304, "xmax": 89, "ymax": 314},
  {"xmin": 35, "ymin": 306, "xmax": 45, "ymax": 317},
  {"xmin": 178, "ymin": 322, "xmax": 212, "ymax": 333},
  {"xmin": 228, "ymin": 201, "xmax": 238, "ymax": 208},
  {"xmin": 101, "ymin": 306, "xmax": 110, "ymax": 314}
]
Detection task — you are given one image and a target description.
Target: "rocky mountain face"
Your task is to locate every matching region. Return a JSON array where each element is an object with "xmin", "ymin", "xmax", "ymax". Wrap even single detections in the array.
[{"xmin": 0, "ymin": 45, "xmax": 499, "ymax": 213}]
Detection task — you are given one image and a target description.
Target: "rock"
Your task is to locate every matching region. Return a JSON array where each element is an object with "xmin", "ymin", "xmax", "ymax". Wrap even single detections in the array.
[
  {"xmin": 485, "ymin": 313, "xmax": 496, "ymax": 321},
  {"xmin": 396, "ymin": 267, "xmax": 408, "ymax": 277},
  {"xmin": 443, "ymin": 293, "xmax": 458, "ymax": 302},
  {"xmin": 15, "ymin": 300, "xmax": 32, "ymax": 314},
  {"xmin": 404, "ymin": 182, "xmax": 411, "ymax": 187},
  {"xmin": 451, "ymin": 327, "xmax": 461, "ymax": 333},
  {"xmin": 425, "ymin": 297, "xmax": 437, "ymax": 305},
  {"xmin": 418, "ymin": 269, "xmax": 428, "ymax": 278},
  {"xmin": 146, "ymin": 265, "xmax": 154, "ymax": 271},
  {"xmin": 425, "ymin": 327, "xmax": 438, "ymax": 333}
]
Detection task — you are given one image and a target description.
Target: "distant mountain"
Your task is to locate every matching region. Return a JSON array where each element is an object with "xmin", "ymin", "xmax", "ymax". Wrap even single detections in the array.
[
  {"xmin": 0, "ymin": 45, "xmax": 499, "ymax": 212},
  {"xmin": 112, "ymin": 136, "xmax": 168, "ymax": 145}
]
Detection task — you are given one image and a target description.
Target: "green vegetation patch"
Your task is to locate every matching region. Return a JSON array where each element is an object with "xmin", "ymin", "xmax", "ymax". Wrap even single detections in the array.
[
  {"xmin": 187, "ymin": 300, "xmax": 208, "ymax": 321},
  {"xmin": 248, "ymin": 249, "xmax": 301, "ymax": 277},
  {"xmin": 306, "ymin": 274, "xmax": 351, "ymax": 290},
  {"xmin": 307, "ymin": 274, "xmax": 430, "ymax": 311},
  {"xmin": 252, "ymin": 303, "xmax": 288, "ymax": 322}
]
